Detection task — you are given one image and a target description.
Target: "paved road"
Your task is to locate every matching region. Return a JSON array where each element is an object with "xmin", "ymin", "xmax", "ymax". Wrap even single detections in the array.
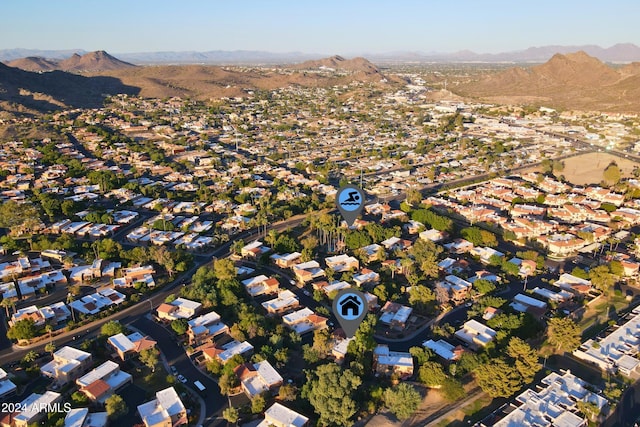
[{"xmin": 131, "ymin": 316, "xmax": 226, "ymax": 427}]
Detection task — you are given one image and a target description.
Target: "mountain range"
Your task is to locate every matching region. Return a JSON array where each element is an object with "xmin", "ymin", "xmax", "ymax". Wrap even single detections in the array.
[
  {"xmin": 454, "ymin": 51, "xmax": 640, "ymax": 112},
  {"xmin": 2, "ymin": 43, "xmax": 640, "ymax": 65},
  {"xmin": 6, "ymin": 51, "xmax": 135, "ymax": 72}
]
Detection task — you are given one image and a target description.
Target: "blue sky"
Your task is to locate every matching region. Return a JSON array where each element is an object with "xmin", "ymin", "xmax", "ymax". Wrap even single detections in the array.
[{"xmin": 2, "ymin": 0, "xmax": 639, "ymax": 54}]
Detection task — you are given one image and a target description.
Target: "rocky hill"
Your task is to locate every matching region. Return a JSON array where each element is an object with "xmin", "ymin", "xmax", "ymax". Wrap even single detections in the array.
[
  {"xmin": 6, "ymin": 50, "xmax": 136, "ymax": 73},
  {"xmin": 454, "ymin": 51, "xmax": 640, "ymax": 112}
]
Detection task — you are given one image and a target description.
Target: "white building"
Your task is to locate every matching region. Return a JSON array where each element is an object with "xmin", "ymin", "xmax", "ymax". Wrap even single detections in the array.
[
  {"xmin": 257, "ymin": 403, "xmax": 309, "ymax": 427},
  {"xmin": 137, "ymin": 387, "xmax": 187, "ymax": 427}
]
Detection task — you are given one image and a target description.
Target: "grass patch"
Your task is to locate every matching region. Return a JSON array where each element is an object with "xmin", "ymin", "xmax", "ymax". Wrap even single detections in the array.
[
  {"xmin": 135, "ymin": 367, "xmax": 176, "ymax": 394},
  {"xmin": 462, "ymin": 394, "xmax": 492, "ymax": 417}
]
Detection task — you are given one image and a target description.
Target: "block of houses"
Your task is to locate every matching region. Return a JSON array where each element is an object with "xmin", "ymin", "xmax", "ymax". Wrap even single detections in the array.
[
  {"xmin": 423, "ymin": 339, "xmax": 465, "ymax": 362},
  {"xmin": 113, "ymin": 265, "xmax": 156, "ymax": 288},
  {"xmin": 242, "ymin": 275, "xmax": 280, "ymax": 297},
  {"xmin": 380, "ymin": 236, "xmax": 412, "ymax": 252},
  {"xmin": 574, "ymin": 307, "xmax": 640, "ymax": 376},
  {"xmin": 137, "ymin": 387, "xmax": 188, "ymax": 427},
  {"xmin": 187, "ymin": 311, "xmax": 229, "ymax": 346},
  {"xmin": 555, "ymin": 273, "xmax": 593, "ymax": 295},
  {"xmin": 234, "ymin": 360, "xmax": 283, "ymax": 399},
  {"xmin": 486, "ymin": 370, "xmax": 608, "ymax": 427},
  {"xmin": 373, "ymin": 345, "xmax": 414, "ymax": 380},
  {"xmin": 203, "ymin": 340, "xmax": 254, "ymax": 364},
  {"xmin": 64, "ymin": 408, "xmax": 108, "ymax": 427},
  {"xmin": 77, "ymin": 360, "xmax": 133, "ymax": 403},
  {"xmin": 537, "ymin": 233, "xmax": 585, "ymax": 255},
  {"xmin": 292, "ymin": 261, "xmax": 326, "ymax": 283},
  {"xmin": 510, "ymin": 294, "xmax": 548, "ymax": 317},
  {"xmin": 41, "ymin": 346, "xmax": 92, "ymax": 385},
  {"xmin": 379, "ymin": 302, "xmax": 413, "ymax": 330},
  {"xmin": 438, "ymin": 275, "xmax": 473, "ymax": 304},
  {"xmin": 532, "ymin": 287, "xmax": 573, "ymax": 304},
  {"xmin": 454, "ymin": 320, "xmax": 497, "ymax": 349},
  {"xmin": 257, "ymin": 403, "xmax": 309, "ymax": 427},
  {"xmin": 324, "ymin": 254, "xmax": 359, "ymax": 273},
  {"xmin": 69, "ymin": 288, "xmax": 126, "ymax": 316},
  {"xmin": 156, "ymin": 297, "xmax": 202, "ymax": 321},
  {"xmin": 241, "ymin": 241, "xmax": 271, "ymax": 258},
  {"xmin": 12, "ymin": 391, "xmax": 62, "ymax": 427},
  {"xmin": 282, "ymin": 307, "xmax": 328, "ymax": 334},
  {"xmin": 0, "ymin": 368, "xmax": 17, "ymax": 400},
  {"xmin": 261, "ymin": 290, "xmax": 300, "ymax": 314},
  {"xmin": 108, "ymin": 332, "xmax": 157, "ymax": 361},
  {"xmin": 271, "ymin": 252, "xmax": 302, "ymax": 268},
  {"xmin": 68, "ymin": 260, "xmax": 103, "ymax": 283}
]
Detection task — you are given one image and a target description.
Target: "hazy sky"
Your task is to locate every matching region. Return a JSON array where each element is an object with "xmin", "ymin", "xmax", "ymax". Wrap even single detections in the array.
[{"xmin": 2, "ymin": 0, "xmax": 639, "ymax": 54}]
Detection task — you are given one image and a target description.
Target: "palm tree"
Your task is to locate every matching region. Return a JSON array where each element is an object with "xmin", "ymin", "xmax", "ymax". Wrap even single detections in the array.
[
  {"xmin": 66, "ymin": 293, "xmax": 76, "ymax": 323},
  {"xmin": 0, "ymin": 298, "xmax": 15, "ymax": 319}
]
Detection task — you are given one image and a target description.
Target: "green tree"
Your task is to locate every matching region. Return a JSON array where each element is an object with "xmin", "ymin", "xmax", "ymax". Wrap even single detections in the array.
[
  {"xmin": 100, "ymin": 320, "xmax": 125, "ymax": 337},
  {"xmin": 171, "ymin": 318, "xmax": 188, "ymax": 335},
  {"xmin": 0, "ymin": 200, "xmax": 41, "ymax": 236},
  {"xmin": 105, "ymin": 394, "xmax": 128, "ymax": 419},
  {"xmin": 7, "ymin": 318, "xmax": 38, "ymax": 341},
  {"xmin": 474, "ymin": 359, "xmax": 522, "ymax": 398},
  {"xmin": 222, "ymin": 406, "xmax": 239, "ymax": 425},
  {"xmin": 576, "ymin": 400, "xmax": 599, "ymax": 422},
  {"xmin": 213, "ymin": 258, "xmax": 237, "ymax": 281},
  {"xmin": 45, "ymin": 342, "xmax": 56, "ymax": 356},
  {"xmin": 408, "ymin": 285, "xmax": 436, "ymax": 311},
  {"xmin": 251, "ymin": 394, "xmax": 266, "ymax": 414},
  {"xmin": 589, "ymin": 265, "xmax": 617, "ymax": 294},
  {"xmin": 603, "ymin": 162, "xmax": 621, "ymax": 185},
  {"xmin": 473, "ymin": 279, "xmax": 496, "ymax": 295},
  {"xmin": 383, "ymin": 383, "xmax": 422, "ymax": 420},
  {"xmin": 278, "ymin": 383, "xmax": 297, "ymax": 401},
  {"xmin": 301, "ymin": 364, "xmax": 362, "ymax": 426},
  {"xmin": 71, "ymin": 390, "xmax": 89, "ymax": 406},
  {"xmin": 507, "ymin": 337, "xmax": 540, "ymax": 383},
  {"xmin": 547, "ymin": 317, "xmax": 581, "ymax": 353},
  {"xmin": 418, "ymin": 361, "xmax": 447, "ymax": 388},
  {"xmin": 140, "ymin": 347, "xmax": 160, "ymax": 372}
]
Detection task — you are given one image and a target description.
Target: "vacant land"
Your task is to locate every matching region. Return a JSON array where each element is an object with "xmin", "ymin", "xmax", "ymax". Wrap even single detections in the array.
[{"xmin": 524, "ymin": 152, "xmax": 639, "ymax": 185}]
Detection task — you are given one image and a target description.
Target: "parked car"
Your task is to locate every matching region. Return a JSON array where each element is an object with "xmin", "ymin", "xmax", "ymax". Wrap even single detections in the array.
[
  {"xmin": 170, "ymin": 366, "xmax": 177, "ymax": 375},
  {"xmin": 177, "ymin": 374, "xmax": 187, "ymax": 383}
]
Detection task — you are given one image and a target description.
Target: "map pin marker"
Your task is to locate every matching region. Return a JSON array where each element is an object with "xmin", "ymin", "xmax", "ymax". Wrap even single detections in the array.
[
  {"xmin": 336, "ymin": 184, "xmax": 366, "ymax": 227},
  {"xmin": 332, "ymin": 288, "xmax": 368, "ymax": 338}
]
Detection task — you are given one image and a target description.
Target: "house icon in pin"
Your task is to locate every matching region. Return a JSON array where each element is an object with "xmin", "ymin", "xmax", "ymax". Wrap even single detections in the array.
[{"xmin": 339, "ymin": 295, "xmax": 362, "ymax": 317}]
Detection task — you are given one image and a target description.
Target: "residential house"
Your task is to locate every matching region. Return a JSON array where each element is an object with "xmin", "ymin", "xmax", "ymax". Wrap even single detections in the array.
[
  {"xmin": 574, "ymin": 307, "xmax": 640, "ymax": 376},
  {"xmin": 282, "ymin": 307, "xmax": 328, "ymax": 334},
  {"xmin": 257, "ymin": 403, "xmax": 309, "ymax": 427},
  {"xmin": 137, "ymin": 387, "xmax": 188, "ymax": 427},
  {"xmin": 261, "ymin": 290, "xmax": 300, "ymax": 314},
  {"xmin": 423, "ymin": 339, "xmax": 465, "ymax": 362},
  {"xmin": 64, "ymin": 408, "xmax": 108, "ymax": 427},
  {"xmin": 510, "ymin": 293, "xmax": 548, "ymax": 317},
  {"xmin": 242, "ymin": 275, "xmax": 280, "ymax": 297},
  {"xmin": 107, "ymin": 332, "xmax": 157, "ymax": 361},
  {"xmin": 444, "ymin": 238, "xmax": 474, "ymax": 254},
  {"xmin": 353, "ymin": 269, "xmax": 380, "ymax": 287},
  {"xmin": 40, "ymin": 346, "xmax": 92, "ymax": 384},
  {"xmin": 0, "ymin": 368, "xmax": 17, "ymax": 400},
  {"xmin": 292, "ymin": 261, "xmax": 326, "ymax": 283},
  {"xmin": 555, "ymin": 273, "xmax": 593, "ymax": 295},
  {"xmin": 241, "ymin": 241, "xmax": 271, "ymax": 258},
  {"xmin": 419, "ymin": 228, "xmax": 448, "ymax": 243},
  {"xmin": 77, "ymin": 360, "xmax": 133, "ymax": 403},
  {"xmin": 234, "ymin": 360, "xmax": 283, "ymax": 399},
  {"xmin": 187, "ymin": 311, "xmax": 229, "ymax": 346},
  {"xmin": 324, "ymin": 254, "xmax": 359, "ymax": 273},
  {"xmin": 470, "ymin": 247, "xmax": 504, "ymax": 264},
  {"xmin": 537, "ymin": 233, "xmax": 585, "ymax": 255},
  {"xmin": 454, "ymin": 320, "xmax": 497, "ymax": 349},
  {"xmin": 202, "ymin": 340, "xmax": 254, "ymax": 364},
  {"xmin": 359, "ymin": 244, "xmax": 384, "ymax": 262},
  {"xmin": 271, "ymin": 252, "xmax": 302, "ymax": 268},
  {"xmin": 69, "ymin": 288, "xmax": 126, "ymax": 316},
  {"xmin": 485, "ymin": 370, "xmax": 607, "ymax": 427},
  {"xmin": 156, "ymin": 297, "xmax": 202, "ymax": 321},
  {"xmin": 13, "ymin": 392, "xmax": 62, "ymax": 427},
  {"xmin": 379, "ymin": 302, "xmax": 413, "ymax": 330},
  {"xmin": 372, "ymin": 345, "xmax": 414, "ymax": 380}
]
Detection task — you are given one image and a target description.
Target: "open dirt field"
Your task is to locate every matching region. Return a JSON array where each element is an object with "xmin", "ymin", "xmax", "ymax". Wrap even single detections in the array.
[{"xmin": 524, "ymin": 152, "xmax": 639, "ymax": 186}]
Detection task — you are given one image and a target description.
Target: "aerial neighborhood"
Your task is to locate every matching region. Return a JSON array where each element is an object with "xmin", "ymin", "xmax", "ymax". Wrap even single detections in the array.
[{"xmin": 1, "ymin": 57, "xmax": 640, "ymax": 427}]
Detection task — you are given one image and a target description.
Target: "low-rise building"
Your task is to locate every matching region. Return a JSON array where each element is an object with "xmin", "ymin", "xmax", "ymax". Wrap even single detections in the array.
[
  {"xmin": 373, "ymin": 345, "xmax": 414, "ymax": 379},
  {"xmin": 203, "ymin": 340, "xmax": 254, "ymax": 364},
  {"xmin": 257, "ymin": 403, "xmax": 309, "ymax": 427},
  {"xmin": 261, "ymin": 290, "xmax": 299, "ymax": 314},
  {"xmin": 137, "ymin": 387, "xmax": 188, "ymax": 427},
  {"xmin": 107, "ymin": 332, "xmax": 157, "ymax": 361},
  {"xmin": 64, "ymin": 408, "xmax": 108, "ymax": 427},
  {"xmin": 485, "ymin": 370, "xmax": 607, "ymax": 427},
  {"xmin": 234, "ymin": 360, "xmax": 283, "ymax": 399},
  {"xmin": 77, "ymin": 360, "xmax": 133, "ymax": 403},
  {"xmin": 454, "ymin": 320, "xmax": 497, "ymax": 349},
  {"xmin": 242, "ymin": 275, "xmax": 280, "ymax": 297},
  {"xmin": 13, "ymin": 391, "xmax": 63, "ymax": 427},
  {"xmin": 156, "ymin": 297, "xmax": 202, "ymax": 321},
  {"xmin": 379, "ymin": 302, "xmax": 413, "ymax": 330},
  {"xmin": 282, "ymin": 307, "xmax": 327, "ymax": 334},
  {"xmin": 423, "ymin": 339, "xmax": 464, "ymax": 362},
  {"xmin": 324, "ymin": 254, "xmax": 359, "ymax": 273},
  {"xmin": 0, "ymin": 368, "xmax": 17, "ymax": 400},
  {"xmin": 40, "ymin": 346, "xmax": 92, "ymax": 384},
  {"xmin": 187, "ymin": 311, "xmax": 228, "ymax": 346}
]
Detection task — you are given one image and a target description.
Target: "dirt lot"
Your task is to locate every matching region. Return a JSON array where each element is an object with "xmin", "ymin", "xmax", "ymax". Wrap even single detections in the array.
[{"xmin": 529, "ymin": 152, "xmax": 639, "ymax": 185}]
